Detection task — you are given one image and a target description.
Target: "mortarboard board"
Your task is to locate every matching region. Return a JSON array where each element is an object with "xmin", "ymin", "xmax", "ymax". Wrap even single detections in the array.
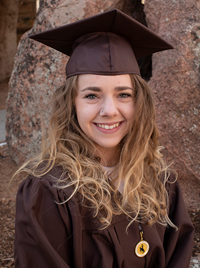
[{"xmin": 29, "ymin": 9, "xmax": 173, "ymax": 78}]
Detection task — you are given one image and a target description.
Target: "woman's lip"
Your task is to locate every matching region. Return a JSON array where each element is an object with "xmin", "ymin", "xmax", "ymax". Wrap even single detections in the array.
[
  {"xmin": 94, "ymin": 121, "xmax": 122, "ymax": 126},
  {"xmin": 93, "ymin": 121, "xmax": 124, "ymax": 133}
]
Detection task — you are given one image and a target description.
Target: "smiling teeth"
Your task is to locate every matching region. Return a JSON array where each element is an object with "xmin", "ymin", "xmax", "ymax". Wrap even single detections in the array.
[{"xmin": 96, "ymin": 123, "xmax": 120, "ymax": 129}]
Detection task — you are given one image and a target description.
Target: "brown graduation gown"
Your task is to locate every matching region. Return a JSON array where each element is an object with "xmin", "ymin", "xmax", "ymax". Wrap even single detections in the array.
[{"xmin": 14, "ymin": 166, "xmax": 194, "ymax": 268}]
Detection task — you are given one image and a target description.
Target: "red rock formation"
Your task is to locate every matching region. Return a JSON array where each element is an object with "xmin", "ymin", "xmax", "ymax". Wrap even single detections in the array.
[
  {"xmin": 0, "ymin": 0, "xmax": 19, "ymax": 83},
  {"xmin": 145, "ymin": 0, "xmax": 200, "ymax": 180},
  {"xmin": 6, "ymin": 0, "xmax": 124, "ymax": 164}
]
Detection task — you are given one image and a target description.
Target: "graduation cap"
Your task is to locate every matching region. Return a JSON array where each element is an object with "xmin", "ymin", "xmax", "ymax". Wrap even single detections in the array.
[{"xmin": 29, "ymin": 9, "xmax": 173, "ymax": 78}]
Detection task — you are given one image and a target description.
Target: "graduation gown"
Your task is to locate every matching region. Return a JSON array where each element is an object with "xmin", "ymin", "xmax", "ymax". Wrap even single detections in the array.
[{"xmin": 14, "ymin": 166, "xmax": 194, "ymax": 268}]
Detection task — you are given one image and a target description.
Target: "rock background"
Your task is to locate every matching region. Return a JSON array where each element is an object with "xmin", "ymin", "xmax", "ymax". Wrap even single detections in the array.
[
  {"xmin": 6, "ymin": 0, "xmax": 200, "ymax": 182},
  {"xmin": 0, "ymin": 0, "xmax": 36, "ymax": 83},
  {"xmin": 0, "ymin": 0, "xmax": 19, "ymax": 83},
  {"xmin": 145, "ymin": 0, "xmax": 200, "ymax": 181},
  {"xmin": 6, "ymin": 0, "xmax": 124, "ymax": 164},
  {"xmin": 17, "ymin": 0, "xmax": 36, "ymax": 43}
]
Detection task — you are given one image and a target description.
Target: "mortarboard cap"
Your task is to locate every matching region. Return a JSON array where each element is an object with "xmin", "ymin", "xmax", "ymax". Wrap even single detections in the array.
[{"xmin": 29, "ymin": 9, "xmax": 173, "ymax": 78}]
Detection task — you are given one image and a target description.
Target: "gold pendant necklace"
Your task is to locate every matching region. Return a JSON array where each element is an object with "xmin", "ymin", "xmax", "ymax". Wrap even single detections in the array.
[{"xmin": 135, "ymin": 222, "xmax": 149, "ymax": 257}]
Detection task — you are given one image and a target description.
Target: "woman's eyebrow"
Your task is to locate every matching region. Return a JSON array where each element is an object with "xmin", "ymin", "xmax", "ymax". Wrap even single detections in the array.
[
  {"xmin": 114, "ymin": 86, "xmax": 134, "ymax": 91},
  {"xmin": 81, "ymin": 87, "xmax": 101, "ymax": 92},
  {"xmin": 81, "ymin": 86, "xmax": 134, "ymax": 92}
]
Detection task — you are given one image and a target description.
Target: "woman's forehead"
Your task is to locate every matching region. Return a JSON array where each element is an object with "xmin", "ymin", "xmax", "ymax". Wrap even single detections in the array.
[{"xmin": 77, "ymin": 74, "xmax": 133, "ymax": 89}]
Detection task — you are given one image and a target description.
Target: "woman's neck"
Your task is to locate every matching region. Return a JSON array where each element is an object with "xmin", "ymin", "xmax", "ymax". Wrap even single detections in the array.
[{"xmin": 95, "ymin": 145, "xmax": 120, "ymax": 167}]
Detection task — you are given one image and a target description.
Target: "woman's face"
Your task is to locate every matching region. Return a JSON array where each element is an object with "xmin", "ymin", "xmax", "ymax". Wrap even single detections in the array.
[{"xmin": 75, "ymin": 74, "xmax": 135, "ymax": 161}]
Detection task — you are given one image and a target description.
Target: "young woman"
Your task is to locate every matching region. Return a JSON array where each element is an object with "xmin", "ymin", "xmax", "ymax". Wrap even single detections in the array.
[{"xmin": 14, "ymin": 9, "xmax": 194, "ymax": 268}]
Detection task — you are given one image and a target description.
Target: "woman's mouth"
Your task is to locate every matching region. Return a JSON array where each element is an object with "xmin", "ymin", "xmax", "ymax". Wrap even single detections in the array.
[{"xmin": 95, "ymin": 122, "xmax": 121, "ymax": 130}]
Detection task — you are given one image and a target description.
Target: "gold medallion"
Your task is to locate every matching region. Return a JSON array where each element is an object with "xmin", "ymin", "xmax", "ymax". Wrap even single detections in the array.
[
  {"xmin": 135, "ymin": 240, "xmax": 149, "ymax": 257},
  {"xmin": 135, "ymin": 230, "xmax": 149, "ymax": 257}
]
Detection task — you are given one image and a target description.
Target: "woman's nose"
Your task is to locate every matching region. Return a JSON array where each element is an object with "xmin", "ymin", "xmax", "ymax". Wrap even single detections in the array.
[{"xmin": 100, "ymin": 97, "xmax": 119, "ymax": 117}]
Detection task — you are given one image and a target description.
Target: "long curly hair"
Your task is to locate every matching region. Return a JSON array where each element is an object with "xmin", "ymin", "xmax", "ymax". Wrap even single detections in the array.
[{"xmin": 16, "ymin": 74, "xmax": 176, "ymax": 229}]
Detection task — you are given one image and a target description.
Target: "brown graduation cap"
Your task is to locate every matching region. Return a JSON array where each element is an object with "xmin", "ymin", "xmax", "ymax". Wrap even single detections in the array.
[{"xmin": 29, "ymin": 9, "xmax": 173, "ymax": 78}]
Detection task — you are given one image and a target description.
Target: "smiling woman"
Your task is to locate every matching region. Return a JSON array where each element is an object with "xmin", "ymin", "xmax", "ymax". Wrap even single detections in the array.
[
  {"xmin": 75, "ymin": 74, "xmax": 134, "ymax": 166},
  {"xmin": 14, "ymin": 9, "xmax": 194, "ymax": 268}
]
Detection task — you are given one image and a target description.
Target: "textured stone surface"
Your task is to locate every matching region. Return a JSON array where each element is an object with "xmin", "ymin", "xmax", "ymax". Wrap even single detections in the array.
[
  {"xmin": 145, "ymin": 0, "xmax": 200, "ymax": 180},
  {"xmin": 6, "ymin": 0, "xmax": 124, "ymax": 165},
  {"xmin": 0, "ymin": 0, "xmax": 19, "ymax": 82}
]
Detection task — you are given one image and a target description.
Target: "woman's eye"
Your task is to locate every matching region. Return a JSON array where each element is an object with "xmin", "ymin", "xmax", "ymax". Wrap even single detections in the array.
[
  {"xmin": 85, "ymin": 94, "xmax": 98, "ymax": 99},
  {"xmin": 119, "ymin": 93, "xmax": 132, "ymax": 98}
]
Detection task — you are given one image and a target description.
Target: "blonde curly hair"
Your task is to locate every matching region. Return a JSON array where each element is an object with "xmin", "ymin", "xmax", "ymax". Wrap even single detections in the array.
[{"xmin": 16, "ymin": 74, "xmax": 176, "ymax": 229}]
